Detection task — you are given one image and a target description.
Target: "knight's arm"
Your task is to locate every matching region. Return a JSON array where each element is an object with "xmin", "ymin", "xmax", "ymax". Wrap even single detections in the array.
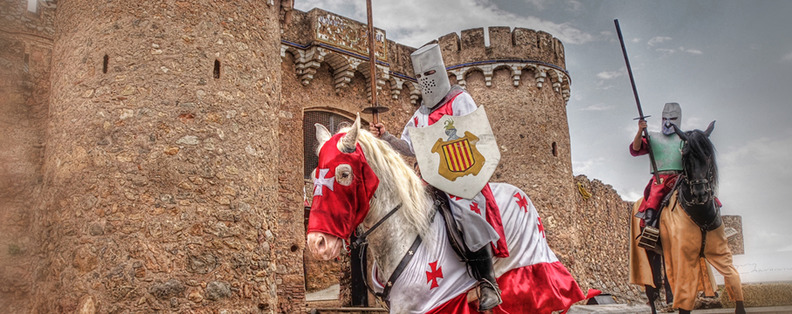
[{"xmin": 381, "ymin": 132, "xmax": 416, "ymax": 157}]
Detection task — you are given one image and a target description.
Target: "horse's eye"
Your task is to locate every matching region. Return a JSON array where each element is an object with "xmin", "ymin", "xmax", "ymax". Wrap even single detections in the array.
[{"xmin": 336, "ymin": 164, "xmax": 353, "ymax": 186}]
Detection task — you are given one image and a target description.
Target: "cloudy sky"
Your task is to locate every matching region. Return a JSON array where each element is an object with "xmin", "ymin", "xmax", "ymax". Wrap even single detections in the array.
[{"xmin": 294, "ymin": 0, "xmax": 792, "ymax": 283}]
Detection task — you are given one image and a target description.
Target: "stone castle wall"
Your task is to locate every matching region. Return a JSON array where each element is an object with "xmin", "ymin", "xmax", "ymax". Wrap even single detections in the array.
[
  {"xmin": 1, "ymin": 1, "xmax": 746, "ymax": 312},
  {"xmin": 33, "ymin": 0, "xmax": 283, "ymax": 312},
  {"xmin": 0, "ymin": 0, "xmax": 55, "ymax": 312}
]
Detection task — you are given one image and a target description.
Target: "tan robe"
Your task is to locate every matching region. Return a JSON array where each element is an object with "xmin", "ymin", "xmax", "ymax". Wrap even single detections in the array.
[{"xmin": 629, "ymin": 192, "xmax": 744, "ymax": 310}]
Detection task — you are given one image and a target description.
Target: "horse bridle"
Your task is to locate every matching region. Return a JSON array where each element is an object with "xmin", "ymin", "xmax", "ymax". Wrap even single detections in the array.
[
  {"xmin": 348, "ymin": 203, "xmax": 424, "ymax": 307},
  {"xmin": 680, "ymin": 157, "xmax": 715, "ymax": 207}
]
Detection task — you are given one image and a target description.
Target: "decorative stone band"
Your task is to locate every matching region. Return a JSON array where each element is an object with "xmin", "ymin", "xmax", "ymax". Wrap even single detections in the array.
[{"xmin": 281, "ymin": 41, "xmax": 571, "ymax": 104}]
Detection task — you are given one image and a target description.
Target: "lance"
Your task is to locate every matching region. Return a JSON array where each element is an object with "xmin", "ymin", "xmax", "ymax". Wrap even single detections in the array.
[
  {"xmin": 361, "ymin": 0, "xmax": 389, "ymax": 124},
  {"xmin": 614, "ymin": 19, "xmax": 661, "ymax": 184}
]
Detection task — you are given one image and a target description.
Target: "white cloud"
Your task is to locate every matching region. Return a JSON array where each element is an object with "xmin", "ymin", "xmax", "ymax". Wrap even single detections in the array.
[
  {"xmin": 679, "ymin": 46, "xmax": 703, "ymax": 55},
  {"xmin": 579, "ymin": 104, "xmax": 616, "ymax": 111},
  {"xmin": 596, "ymin": 69, "xmax": 624, "ymax": 80},
  {"xmin": 656, "ymin": 48, "xmax": 676, "ymax": 55},
  {"xmin": 648, "ymin": 36, "xmax": 672, "ymax": 46}
]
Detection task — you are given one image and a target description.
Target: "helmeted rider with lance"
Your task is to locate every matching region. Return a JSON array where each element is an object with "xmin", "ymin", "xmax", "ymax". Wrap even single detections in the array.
[{"xmin": 369, "ymin": 43, "xmax": 504, "ymax": 311}]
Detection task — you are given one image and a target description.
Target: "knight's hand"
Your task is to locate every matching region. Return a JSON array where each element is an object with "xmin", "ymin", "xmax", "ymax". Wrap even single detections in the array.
[
  {"xmin": 369, "ymin": 123, "xmax": 385, "ymax": 138},
  {"xmin": 638, "ymin": 119, "xmax": 647, "ymax": 131}
]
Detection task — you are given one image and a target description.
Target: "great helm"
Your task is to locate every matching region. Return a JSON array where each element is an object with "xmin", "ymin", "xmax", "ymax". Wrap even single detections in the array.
[
  {"xmin": 411, "ymin": 43, "xmax": 451, "ymax": 109},
  {"xmin": 662, "ymin": 102, "xmax": 682, "ymax": 135}
]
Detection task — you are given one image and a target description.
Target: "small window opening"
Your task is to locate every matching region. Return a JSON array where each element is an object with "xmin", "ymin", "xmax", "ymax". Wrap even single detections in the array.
[
  {"xmin": 27, "ymin": 0, "xmax": 37, "ymax": 13},
  {"xmin": 23, "ymin": 54, "xmax": 30, "ymax": 73},
  {"xmin": 552, "ymin": 142, "xmax": 558, "ymax": 157},
  {"xmin": 213, "ymin": 59, "xmax": 220, "ymax": 79},
  {"xmin": 102, "ymin": 55, "xmax": 109, "ymax": 74}
]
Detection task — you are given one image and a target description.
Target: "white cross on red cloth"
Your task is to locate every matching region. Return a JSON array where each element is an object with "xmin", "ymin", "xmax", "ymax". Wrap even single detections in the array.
[{"xmin": 313, "ymin": 168, "xmax": 334, "ymax": 196}]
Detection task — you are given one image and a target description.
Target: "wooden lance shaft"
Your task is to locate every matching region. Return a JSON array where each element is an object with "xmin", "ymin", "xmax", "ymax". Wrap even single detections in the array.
[
  {"xmin": 615, "ymin": 19, "xmax": 661, "ymax": 184},
  {"xmin": 363, "ymin": 0, "xmax": 388, "ymax": 124}
]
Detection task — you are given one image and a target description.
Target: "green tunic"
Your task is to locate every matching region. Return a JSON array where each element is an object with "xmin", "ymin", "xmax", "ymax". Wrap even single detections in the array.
[{"xmin": 648, "ymin": 131, "xmax": 683, "ymax": 173}]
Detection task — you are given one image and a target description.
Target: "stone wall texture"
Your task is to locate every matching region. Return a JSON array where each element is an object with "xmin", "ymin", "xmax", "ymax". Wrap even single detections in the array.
[{"xmin": 0, "ymin": 1, "xmax": 745, "ymax": 313}]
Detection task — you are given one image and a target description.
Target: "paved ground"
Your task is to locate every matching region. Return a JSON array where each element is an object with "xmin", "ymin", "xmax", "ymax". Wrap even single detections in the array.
[
  {"xmin": 568, "ymin": 304, "xmax": 792, "ymax": 313},
  {"xmin": 308, "ymin": 286, "xmax": 792, "ymax": 314}
]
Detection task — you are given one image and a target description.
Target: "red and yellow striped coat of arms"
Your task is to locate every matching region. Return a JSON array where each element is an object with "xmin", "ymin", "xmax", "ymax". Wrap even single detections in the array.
[{"xmin": 431, "ymin": 131, "xmax": 485, "ymax": 181}]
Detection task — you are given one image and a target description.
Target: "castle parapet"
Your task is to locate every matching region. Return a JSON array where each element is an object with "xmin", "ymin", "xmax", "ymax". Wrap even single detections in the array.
[{"xmin": 281, "ymin": 9, "xmax": 570, "ymax": 103}]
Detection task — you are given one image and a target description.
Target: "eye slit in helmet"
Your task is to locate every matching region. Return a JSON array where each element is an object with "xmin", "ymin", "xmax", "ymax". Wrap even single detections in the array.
[
  {"xmin": 424, "ymin": 70, "xmax": 436, "ymax": 76},
  {"xmin": 335, "ymin": 164, "xmax": 353, "ymax": 186}
]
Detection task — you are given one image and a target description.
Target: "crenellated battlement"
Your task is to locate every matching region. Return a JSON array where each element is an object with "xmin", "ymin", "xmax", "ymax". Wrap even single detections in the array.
[
  {"xmin": 281, "ymin": 9, "xmax": 571, "ymax": 102},
  {"xmin": 437, "ymin": 27, "xmax": 565, "ymax": 70}
]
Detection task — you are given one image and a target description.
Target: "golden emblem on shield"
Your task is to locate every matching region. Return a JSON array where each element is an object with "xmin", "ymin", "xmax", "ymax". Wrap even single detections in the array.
[{"xmin": 430, "ymin": 120, "xmax": 486, "ymax": 181}]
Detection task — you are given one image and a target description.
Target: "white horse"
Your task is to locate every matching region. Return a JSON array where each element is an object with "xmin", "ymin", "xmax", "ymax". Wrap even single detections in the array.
[{"xmin": 306, "ymin": 115, "xmax": 594, "ymax": 313}]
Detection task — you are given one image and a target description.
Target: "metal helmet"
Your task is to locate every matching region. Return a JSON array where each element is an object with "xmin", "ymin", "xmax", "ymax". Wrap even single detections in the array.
[
  {"xmin": 661, "ymin": 102, "xmax": 682, "ymax": 135},
  {"xmin": 411, "ymin": 43, "xmax": 451, "ymax": 109}
]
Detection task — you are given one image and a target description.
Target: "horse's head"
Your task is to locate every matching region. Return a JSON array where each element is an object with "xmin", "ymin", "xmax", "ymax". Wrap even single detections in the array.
[
  {"xmin": 306, "ymin": 115, "xmax": 380, "ymax": 260},
  {"xmin": 673, "ymin": 121, "xmax": 718, "ymax": 204}
]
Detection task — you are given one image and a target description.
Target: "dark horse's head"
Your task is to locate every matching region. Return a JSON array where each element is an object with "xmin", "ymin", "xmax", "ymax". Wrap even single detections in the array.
[{"xmin": 673, "ymin": 121, "xmax": 722, "ymax": 230}]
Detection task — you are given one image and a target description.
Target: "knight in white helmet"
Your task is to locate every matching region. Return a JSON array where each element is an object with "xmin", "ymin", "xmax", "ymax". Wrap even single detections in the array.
[{"xmin": 369, "ymin": 43, "xmax": 504, "ymax": 311}]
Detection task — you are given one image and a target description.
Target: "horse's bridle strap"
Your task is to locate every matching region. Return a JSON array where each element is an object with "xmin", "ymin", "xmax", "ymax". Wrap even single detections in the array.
[{"xmin": 352, "ymin": 203, "xmax": 402, "ymax": 249}]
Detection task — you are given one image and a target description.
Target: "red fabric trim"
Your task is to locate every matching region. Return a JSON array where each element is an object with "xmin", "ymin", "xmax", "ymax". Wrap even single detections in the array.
[
  {"xmin": 481, "ymin": 184, "xmax": 509, "ymax": 257},
  {"xmin": 427, "ymin": 90, "xmax": 464, "ymax": 124},
  {"xmin": 426, "ymin": 261, "xmax": 597, "ymax": 314},
  {"xmin": 496, "ymin": 261, "xmax": 594, "ymax": 314},
  {"xmin": 638, "ymin": 173, "xmax": 679, "ymax": 213},
  {"xmin": 425, "ymin": 293, "xmax": 474, "ymax": 314}
]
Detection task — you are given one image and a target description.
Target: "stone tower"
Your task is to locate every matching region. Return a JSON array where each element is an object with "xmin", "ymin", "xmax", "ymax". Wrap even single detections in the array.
[{"xmin": 33, "ymin": 0, "xmax": 285, "ymax": 312}]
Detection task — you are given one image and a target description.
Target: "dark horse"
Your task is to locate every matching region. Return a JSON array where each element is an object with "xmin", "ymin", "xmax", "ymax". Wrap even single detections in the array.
[
  {"xmin": 659, "ymin": 122, "xmax": 746, "ymax": 314},
  {"xmin": 673, "ymin": 122, "xmax": 722, "ymax": 231},
  {"xmin": 631, "ymin": 121, "xmax": 746, "ymax": 314}
]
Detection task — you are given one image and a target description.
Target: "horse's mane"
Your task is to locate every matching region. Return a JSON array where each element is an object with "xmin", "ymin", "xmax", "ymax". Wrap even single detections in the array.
[
  {"xmin": 340, "ymin": 126, "xmax": 434, "ymax": 238},
  {"xmin": 682, "ymin": 130, "xmax": 718, "ymax": 188}
]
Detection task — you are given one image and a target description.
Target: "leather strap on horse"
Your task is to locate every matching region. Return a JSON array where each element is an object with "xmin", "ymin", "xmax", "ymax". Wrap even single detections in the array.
[
  {"xmin": 352, "ymin": 203, "xmax": 402, "ymax": 250},
  {"xmin": 430, "ymin": 187, "xmax": 472, "ymax": 262},
  {"xmin": 348, "ymin": 202, "xmax": 426, "ymax": 307}
]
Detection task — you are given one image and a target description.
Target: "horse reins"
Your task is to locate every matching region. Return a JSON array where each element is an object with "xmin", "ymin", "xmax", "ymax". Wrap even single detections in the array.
[{"xmin": 349, "ymin": 203, "xmax": 424, "ymax": 306}]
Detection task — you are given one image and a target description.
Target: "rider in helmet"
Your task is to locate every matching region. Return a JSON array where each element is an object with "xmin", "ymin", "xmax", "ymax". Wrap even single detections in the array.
[
  {"xmin": 631, "ymin": 102, "xmax": 684, "ymax": 228},
  {"xmin": 370, "ymin": 43, "xmax": 504, "ymax": 311}
]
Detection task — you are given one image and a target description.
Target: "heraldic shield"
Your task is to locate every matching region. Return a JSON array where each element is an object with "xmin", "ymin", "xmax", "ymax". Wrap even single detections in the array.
[{"xmin": 408, "ymin": 106, "xmax": 500, "ymax": 199}]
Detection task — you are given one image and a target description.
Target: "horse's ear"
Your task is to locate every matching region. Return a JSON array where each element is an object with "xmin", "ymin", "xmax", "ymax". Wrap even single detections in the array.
[
  {"xmin": 315, "ymin": 123, "xmax": 332, "ymax": 155},
  {"xmin": 338, "ymin": 113, "xmax": 360, "ymax": 153},
  {"xmin": 704, "ymin": 120, "xmax": 716, "ymax": 137},
  {"xmin": 672, "ymin": 123, "xmax": 688, "ymax": 141}
]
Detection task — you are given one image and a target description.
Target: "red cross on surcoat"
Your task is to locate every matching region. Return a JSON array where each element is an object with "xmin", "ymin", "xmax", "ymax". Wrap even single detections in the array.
[
  {"xmin": 426, "ymin": 260, "xmax": 443, "ymax": 289},
  {"xmin": 514, "ymin": 192, "xmax": 529, "ymax": 212},
  {"xmin": 469, "ymin": 202, "xmax": 481, "ymax": 215},
  {"xmin": 537, "ymin": 217, "xmax": 545, "ymax": 238}
]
